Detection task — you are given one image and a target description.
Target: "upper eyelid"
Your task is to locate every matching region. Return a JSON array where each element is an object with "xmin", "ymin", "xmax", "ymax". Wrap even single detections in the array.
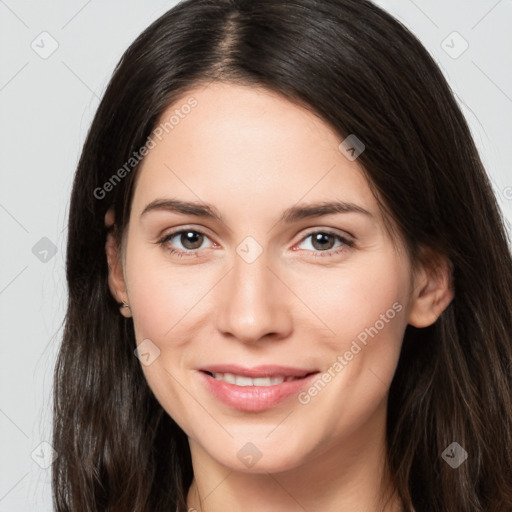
[{"xmin": 161, "ymin": 226, "xmax": 214, "ymax": 243}]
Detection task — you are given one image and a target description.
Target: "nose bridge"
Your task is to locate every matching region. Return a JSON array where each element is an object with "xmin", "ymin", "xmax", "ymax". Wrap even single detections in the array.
[{"xmin": 215, "ymin": 241, "xmax": 292, "ymax": 343}]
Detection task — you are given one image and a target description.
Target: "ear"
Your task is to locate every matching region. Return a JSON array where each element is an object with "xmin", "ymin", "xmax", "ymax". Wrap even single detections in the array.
[
  {"xmin": 105, "ymin": 208, "xmax": 131, "ymax": 318},
  {"xmin": 407, "ymin": 249, "xmax": 454, "ymax": 328}
]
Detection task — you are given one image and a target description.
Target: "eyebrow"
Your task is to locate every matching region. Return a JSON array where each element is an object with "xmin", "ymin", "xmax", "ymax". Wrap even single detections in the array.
[{"xmin": 139, "ymin": 198, "xmax": 372, "ymax": 223}]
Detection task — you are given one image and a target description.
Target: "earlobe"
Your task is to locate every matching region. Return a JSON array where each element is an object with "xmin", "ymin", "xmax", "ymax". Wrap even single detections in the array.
[
  {"xmin": 407, "ymin": 253, "xmax": 454, "ymax": 328},
  {"xmin": 105, "ymin": 209, "xmax": 132, "ymax": 318}
]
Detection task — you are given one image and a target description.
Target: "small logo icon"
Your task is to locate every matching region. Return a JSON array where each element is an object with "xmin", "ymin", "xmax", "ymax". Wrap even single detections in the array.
[
  {"xmin": 441, "ymin": 31, "xmax": 469, "ymax": 59},
  {"xmin": 31, "ymin": 441, "xmax": 58, "ymax": 469},
  {"xmin": 32, "ymin": 237, "xmax": 58, "ymax": 263},
  {"xmin": 441, "ymin": 441, "xmax": 468, "ymax": 468},
  {"xmin": 236, "ymin": 236, "xmax": 263, "ymax": 264},
  {"xmin": 31, "ymin": 31, "xmax": 59, "ymax": 59},
  {"xmin": 237, "ymin": 442, "xmax": 263, "ymax": 468},
  {"xmin": 134, "ymin": 338, "xmax": 161, "ymax": 366},
  {"xmin": 338, "ymin": 134, "xmax": 365, "ymax": 161}
]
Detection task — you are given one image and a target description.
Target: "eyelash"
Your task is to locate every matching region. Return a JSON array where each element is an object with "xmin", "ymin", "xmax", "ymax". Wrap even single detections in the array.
[{"xmin": 157, "ymin": 228, "xmax": 354, "ymax": 258}]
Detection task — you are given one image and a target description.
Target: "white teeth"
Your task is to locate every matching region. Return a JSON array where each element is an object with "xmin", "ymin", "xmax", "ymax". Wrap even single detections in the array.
[
  {"xmin": 235, "ymin": 376, "xmax": 255, "ymax": 386},
  {"xmin": 212, "ymin": 372, "xmax": 298, "ymax": 386},
  {"xmin": 221, "ymin": 373, "xmax": 236, "ymax": 384}
]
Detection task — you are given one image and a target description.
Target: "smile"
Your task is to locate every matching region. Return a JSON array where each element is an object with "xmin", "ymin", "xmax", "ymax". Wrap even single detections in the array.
[{"xmin": 198, "ymin": 365, "xmax": 320, "ymax": 412}]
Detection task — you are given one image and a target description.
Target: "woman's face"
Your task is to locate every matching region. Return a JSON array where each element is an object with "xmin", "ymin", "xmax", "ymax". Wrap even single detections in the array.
[{"xmin": 111, "ymin": 82, "xmax": 426, "ymax": 474}]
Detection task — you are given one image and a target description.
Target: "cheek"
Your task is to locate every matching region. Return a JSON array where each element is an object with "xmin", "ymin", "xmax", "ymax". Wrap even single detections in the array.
[
  {"xmin": 294, "ymin": 279, "xmax": 408, "ymax": 446},
  {"xmin": 291, "ymin": 254, "xmax": 410, "ymax": 351},
  {"xmin": 297, "ymin": 253, "xmax": 410, "ymax": 414},
  {"xmin": 124, "ymin": 237, "xmax": 203, "ymax": 338},
  {"xmin": 124, "ymin": 246, "xmax": 210, "ymax": 428}
]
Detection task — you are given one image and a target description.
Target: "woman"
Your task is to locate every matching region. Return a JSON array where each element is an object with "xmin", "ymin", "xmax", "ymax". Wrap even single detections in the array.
[{"xmin": 52, "ymin": 0, "xmax": 512, "ymax": 510}]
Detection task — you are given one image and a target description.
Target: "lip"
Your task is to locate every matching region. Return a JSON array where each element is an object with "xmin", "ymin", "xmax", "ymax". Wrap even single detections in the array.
[{"xmin": 197, "ymin": 365, "xmax": 320, "ymax": 412}]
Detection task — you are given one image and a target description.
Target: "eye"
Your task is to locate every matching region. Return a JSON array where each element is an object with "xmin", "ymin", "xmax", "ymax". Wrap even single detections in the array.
[
  {"xmin": 157, "ymin": 227, "xmax": 354, "ymax": 258},
  {"xmin": 158, "ymin": 228, "xmax": 214, "ymax": 257},
  {"xmin": 294, "ymin": 229, "xmax": 354, "ymax": 257}
]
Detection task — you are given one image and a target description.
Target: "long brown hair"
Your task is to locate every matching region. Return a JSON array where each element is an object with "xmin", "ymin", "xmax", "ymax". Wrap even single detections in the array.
[{"xmin": 53, "ymin": 0, "xmax": 512, "ymax": 510}]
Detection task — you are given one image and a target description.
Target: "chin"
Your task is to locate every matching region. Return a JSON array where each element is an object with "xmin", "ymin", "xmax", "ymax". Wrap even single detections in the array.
[{"xmin": 201, "ymin": 434, "xmax": 309, "ymax": 474}]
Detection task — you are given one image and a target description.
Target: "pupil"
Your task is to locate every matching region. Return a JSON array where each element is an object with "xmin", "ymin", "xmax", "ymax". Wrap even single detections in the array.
[
  {"xmin": 182, "ymin": 231, "xmax": 202, "ymax": 249},
  {"xmin": 313, "ymin": 233, "xmax": 333, "ymax": 250}
]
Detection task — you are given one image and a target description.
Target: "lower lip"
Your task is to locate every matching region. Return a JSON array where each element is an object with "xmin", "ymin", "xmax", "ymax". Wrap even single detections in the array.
[{"xmin": 198, "ymin": 371, "xmax": 319, "ymax": 412}]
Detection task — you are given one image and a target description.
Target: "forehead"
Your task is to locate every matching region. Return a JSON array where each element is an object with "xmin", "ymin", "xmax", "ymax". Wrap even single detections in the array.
[{"xmin": 132, "ymin": 82, "xmax": 377, "ymax": 218}]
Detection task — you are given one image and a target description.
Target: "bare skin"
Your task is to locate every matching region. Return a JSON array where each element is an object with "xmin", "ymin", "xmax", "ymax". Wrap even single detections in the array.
[{"xmin": 105, "ymin": 82, "xmax": 452, "ymax": 511}]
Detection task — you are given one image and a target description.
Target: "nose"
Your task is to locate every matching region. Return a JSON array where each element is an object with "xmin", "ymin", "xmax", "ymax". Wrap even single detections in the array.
[{"xmin": 215, "ymin": 249, "xmax": 294, "ymax": 345}]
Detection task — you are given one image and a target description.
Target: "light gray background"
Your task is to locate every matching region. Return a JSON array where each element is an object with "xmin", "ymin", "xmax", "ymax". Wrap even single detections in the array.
[{"xmin": 0, "ymin": 0, "xmax": 511, "ymax": 509}]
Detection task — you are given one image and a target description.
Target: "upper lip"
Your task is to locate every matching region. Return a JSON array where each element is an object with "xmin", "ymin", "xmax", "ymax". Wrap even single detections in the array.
[{"xmin": 199, "ymin": 364, "xmax": 319, "ymax": 379}]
